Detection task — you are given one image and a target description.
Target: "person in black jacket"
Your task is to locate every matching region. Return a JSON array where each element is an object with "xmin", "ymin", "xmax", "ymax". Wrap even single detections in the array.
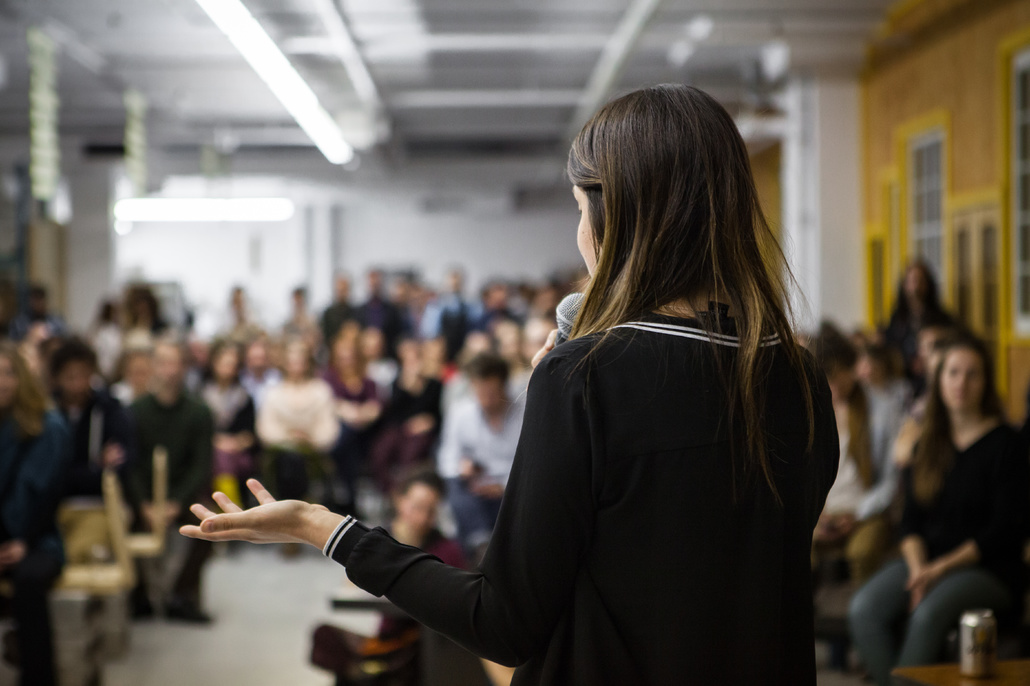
[
  {"xmin": 182, "ymin": 84, "xmax": 838, "ymax": 685},
  {"xmin": 201, "ymin": 340, "xmax": 257, "ymax": 508},
  {"xmin": 848, "ymin": 335, "xmax": 1028, "ymax": 686},
  {"xmin": 0, "ymin": 341, "xmax": 72, "ymax": 686}
]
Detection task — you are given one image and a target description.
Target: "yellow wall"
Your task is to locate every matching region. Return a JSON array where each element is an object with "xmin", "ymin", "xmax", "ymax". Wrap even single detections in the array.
[
  {"xmin": 750, "ymin": 142, "xmax": 782, "ymax": 237},
  {"xmin": 863, "ymin": 0, "xmax": 1030, "ymax": 417}
]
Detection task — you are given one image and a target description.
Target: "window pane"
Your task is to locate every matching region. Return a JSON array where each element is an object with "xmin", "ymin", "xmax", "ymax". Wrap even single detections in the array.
[
  {"xmin": 1022, "ymin": 275, "xmax": 1030, "ymax": 314},
  {"xmin": 1022, "ymin": 224, "xmax": 1030, "ymax": 262}
]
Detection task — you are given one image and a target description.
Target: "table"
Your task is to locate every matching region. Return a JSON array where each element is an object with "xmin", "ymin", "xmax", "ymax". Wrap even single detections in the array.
[{"xmin": 892, "ymin": 659, "xmax": 1030, "ymax": 685}]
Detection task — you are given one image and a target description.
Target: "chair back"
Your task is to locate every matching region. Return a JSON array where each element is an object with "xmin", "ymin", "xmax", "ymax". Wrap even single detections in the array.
[
  {"xmin": 151, "ymin": 446, "xmax": 169, "ymax": 548},
  {"xmin": 101, "ymin": 469, "xmax": 137, "ymax": 588}
]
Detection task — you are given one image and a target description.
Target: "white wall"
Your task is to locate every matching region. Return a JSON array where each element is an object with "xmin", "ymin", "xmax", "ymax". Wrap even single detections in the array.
[
  {"xmin": 781, "ymin": 76, "xmax": 864, "ymax": 333},
  {"xmin": 113, "ymin": 176, "xmax": 582, "ymax": 338}
]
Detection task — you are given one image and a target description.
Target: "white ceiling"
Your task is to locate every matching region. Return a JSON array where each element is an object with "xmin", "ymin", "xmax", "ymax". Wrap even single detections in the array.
[{"xmin": 0, "ymin": 0, "xmax": 893, "ymax": 171}]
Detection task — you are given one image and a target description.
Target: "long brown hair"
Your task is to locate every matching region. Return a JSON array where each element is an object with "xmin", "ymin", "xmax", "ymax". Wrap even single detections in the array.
[
  {"xmin": 911, "ymin": 335, "xmax": 1002, "ymax": 505},
  {"xmin": 812, "ymin": 325, "xmax": 873, "ymax": 487},
  {"xmin": 566, "ymin": 84, "xmax": 813, "ymax": 500},
  {"xmin": 0, "ymin": 341, "xmax": 50, "ymax": 438}
]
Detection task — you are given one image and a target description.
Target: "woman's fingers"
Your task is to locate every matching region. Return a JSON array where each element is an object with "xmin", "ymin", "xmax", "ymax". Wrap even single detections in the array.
[
  {"xmin": 247, "ymin": 479, "xmax": 277, "ymax": 505},
  {"xmin": 212, "ymin": 491, "xmax": 243, "ymax": 514},
  {"xmin": 190, "ymin": 503, "xmax": 218, "ymax": 520}
]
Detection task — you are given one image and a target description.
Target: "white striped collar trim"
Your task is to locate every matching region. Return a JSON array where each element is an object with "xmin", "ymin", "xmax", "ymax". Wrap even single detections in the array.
[{"xmin": 613, "ymin": 321, "xmax": 780, "ymax": 348}]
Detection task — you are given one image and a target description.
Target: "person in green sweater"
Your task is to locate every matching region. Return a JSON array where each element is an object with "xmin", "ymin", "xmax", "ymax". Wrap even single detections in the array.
[{"xmin": 128, "ymin": 338, "xmax": 214, "ymax": 623}]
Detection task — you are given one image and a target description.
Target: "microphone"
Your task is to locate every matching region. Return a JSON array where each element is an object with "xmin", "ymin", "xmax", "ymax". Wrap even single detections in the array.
[{"xmin": 554, "ymin": 292, "xmax": 584, "ymax": 346}]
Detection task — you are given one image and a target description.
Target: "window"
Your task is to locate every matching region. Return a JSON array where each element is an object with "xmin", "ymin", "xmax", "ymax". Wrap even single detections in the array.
[
  {"xmin": 1014, "ymin": 48, "xmax": 1030, "ymax": 331},
  {"xmin": 870, "ymin": 237, "xmax": 885, "ymax": 326},
  {"xmin": 909, "ymin": 132, "xmax": 944, "ymax": 282}
]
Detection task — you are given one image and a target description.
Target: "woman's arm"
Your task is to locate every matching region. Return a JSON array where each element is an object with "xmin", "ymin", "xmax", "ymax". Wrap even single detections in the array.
[{"xmin": 183, "ymin": 350, "xmax": 598, "ymax": 667}]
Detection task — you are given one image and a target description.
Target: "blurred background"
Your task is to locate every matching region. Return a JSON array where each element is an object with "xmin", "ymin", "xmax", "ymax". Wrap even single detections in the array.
[{"xmin": 0, "ymin": 0, "xmax": 1027, "ymax": 685}]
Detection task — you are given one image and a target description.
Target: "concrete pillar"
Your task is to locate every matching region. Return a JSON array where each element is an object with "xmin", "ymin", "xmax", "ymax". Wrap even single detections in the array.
[
  {"xmin": 781, "ymin": 76, "xmax": 864, "ymax": 333},
  {"xmin": 65, "ymin": 161, "xmax": 118, "ymax": 332}
]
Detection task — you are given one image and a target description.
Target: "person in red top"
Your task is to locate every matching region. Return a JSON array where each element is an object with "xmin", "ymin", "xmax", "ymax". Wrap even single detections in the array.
[{"xmin": 311, "ymin": 468, "xmax": 464, "ymax": 685}]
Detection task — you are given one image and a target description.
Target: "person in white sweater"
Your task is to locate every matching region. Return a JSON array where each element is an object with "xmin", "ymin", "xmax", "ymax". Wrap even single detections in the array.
[{"xmin": 257, "ymin": 339, "xmax": 340, "ymax": 505}]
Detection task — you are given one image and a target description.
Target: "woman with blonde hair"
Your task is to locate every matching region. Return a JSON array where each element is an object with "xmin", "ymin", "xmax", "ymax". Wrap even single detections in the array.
[
  {"xmin": 184, "ymin": 85, "xmax": 838, "ymax": 685},
  {"xmin": 0, "ymin": 342, "xmax": 71, "ymax": 686}
]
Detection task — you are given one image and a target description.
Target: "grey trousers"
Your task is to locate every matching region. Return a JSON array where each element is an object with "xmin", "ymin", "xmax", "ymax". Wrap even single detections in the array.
[{"xmin": 848, "ymin": 558, "xmax": 1012, "ymax": 686}]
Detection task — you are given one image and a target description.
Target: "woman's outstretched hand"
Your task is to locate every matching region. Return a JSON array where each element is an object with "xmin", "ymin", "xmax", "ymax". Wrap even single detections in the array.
[{"xmin": 179, "ymin": 478, "xmax": 344, "ymax": 549}]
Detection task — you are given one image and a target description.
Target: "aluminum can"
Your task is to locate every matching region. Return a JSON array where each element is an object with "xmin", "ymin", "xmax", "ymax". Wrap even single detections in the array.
[{"xmin": 960, "ymin": 609, "xmax": 997, "ymax": 677}]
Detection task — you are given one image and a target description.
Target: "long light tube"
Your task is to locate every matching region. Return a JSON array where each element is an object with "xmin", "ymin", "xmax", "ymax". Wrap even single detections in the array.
[
  {"xmin": 114, "ymin": 197, "xmax": 295, "ymax": 222},
  {"xmin": 194, "ymin": 0, "xmax": 354, "ymax": 165}
]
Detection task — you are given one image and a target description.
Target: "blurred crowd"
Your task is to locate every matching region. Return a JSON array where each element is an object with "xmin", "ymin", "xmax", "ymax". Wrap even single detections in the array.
[{"xmin": 2, "ymin": 258, "xmax": 1030, "ymax": 686}]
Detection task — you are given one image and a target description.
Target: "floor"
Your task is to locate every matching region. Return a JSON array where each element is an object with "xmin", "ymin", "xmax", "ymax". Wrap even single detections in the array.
[{"xmin": 0, "ymin": 544, "xmax": 869, "ymax": 686}]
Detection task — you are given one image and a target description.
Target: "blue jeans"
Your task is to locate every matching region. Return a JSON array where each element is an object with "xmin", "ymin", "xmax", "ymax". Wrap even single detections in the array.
[
  {"xmin": 446, "ymin": 477, "xmax": 502, "ymax": 557},
  {"xmin": 848, "ymin": 558, "xmax": 1012, "ymax": 686}
]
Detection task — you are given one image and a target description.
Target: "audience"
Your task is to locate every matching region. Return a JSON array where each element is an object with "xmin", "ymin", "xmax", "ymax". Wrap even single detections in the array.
[
  {"xmin": 4, "ymin": 260, "xmax": 1002, "ymax": 685},
  {"xmin": 8, "ymin": 285, "xmax": 68, "ymax": 343},
  {"xmin": 257, "ymin": 338, "xmax": 339, "ymax": 513},
  {"xmin": 0, "ymin": 342, "xmax": 71, "ymax": 686},
  {"xmin": 883, "ymin": 261, "xmax": 953, "ymax": 387},
  {"xmin": 848, "ymin": 334, "xmax": 1028, "ymax": 685},
  {"xmin": 436, "ymin": 351, "xmax": 525, "ymax": 561},
  {"xmin": 50, "ymin": 338, "xmax": 135, "ymax": 567},
  {"xmin": 321, "ymin": 274, "xmax": 356, "ymax": 347},
  {"xmin": 357, "ymin": 269, "xmax": 406, "ymax": 358},
  {"xmin": 368, "ymin": 338, "xmax": 442, "ymax": 494},
  {"xmin": 240, "ymin": 336, "xmax": 281, "ymax": 411},
  {"xmin": 323, "ymin": 332, "xmax": 380, "ymax": 515},
  {"xmin": 811, "ymin": 326, "xmax": 903, "ymax": 585},
  {"xmin": 201, "ymin": 341, "xmax": 257, "ymax": 508},
  {"xmin": 311, "ymin": 468, "xmax": 464, "ymax": 686},
  {"xmin": 90, "ymin": 300, "xmax": 123, "ymax": 381},
  {"xmin": 110, "ymin": 347, "xmax": 153, "ymax": 407},
  {"xmin": 127, "ymin": 339, "xmax": 215, "ymax": 623}
]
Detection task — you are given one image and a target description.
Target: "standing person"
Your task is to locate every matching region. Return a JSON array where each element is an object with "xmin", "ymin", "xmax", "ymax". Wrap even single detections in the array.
[
  {"xmin": 90, "ymin": 299, "xmax": 123, "ymax": 382},
  {"xmin": 436, "ymin": 352, "xmax": 524, "ymax": 561},
  {"xmin": 201, "ymin": 341, "xmax": 256, "ymax": 508},
  {"xmin": 282, "ymin": 287, "xmax": 320, "ymax": 351},
  {"xmin": 8, "ymin": 284, "xmax": 67, "ymax": 342},
  {"xmin": 128, "ymin": 339, "xmax": 215, "ymax": 622},
  {"xmin": 182, "ymin": 85, "xmax": 837, "ymax": 685},
  {"xmin": 0, "ymin": 343, "xmax": 71, "ymax": 686},
  {"xmin": 421, "ymin": 268, "xmax": 472, "ymax": 363},
  {"xmin": 321, "ymin": 274, "xmax": 357, "ymax": 349},
  {"xmin": 223, "ymin": 286, "xmax": 263, "ymax": 344},
  {"xmin": 123, "ymin": 285, "xmax": 168, "ymax": 347},
  {"xmin": 848, "ymin": 336, "xmax": 1028, "ymax": 685},
  {"xmin": 356, "ymin": 269, "xmax": 406, "ymax": 358},
  {"xmin": 883, "ymin": 261, "xmax": 952, "ymax": 387},
  {"xmin": 240, "ymin": 336, "xmax": 282, "ymax": 411}
]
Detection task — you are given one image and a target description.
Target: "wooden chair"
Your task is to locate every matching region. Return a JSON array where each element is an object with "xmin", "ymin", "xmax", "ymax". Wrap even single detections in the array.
[
  {"xmin": 126, "ymin": 447, "xmax": 168, "ymax": 559},
  {"xmin": 56, "ymin": 470, "xmax": 136, "ymax": 594}
]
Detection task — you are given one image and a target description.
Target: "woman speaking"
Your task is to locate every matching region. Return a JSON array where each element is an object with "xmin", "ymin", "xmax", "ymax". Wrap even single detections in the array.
[{"xmin": 181, "ymin": 85, "xmax": 839, "ymax": 685}]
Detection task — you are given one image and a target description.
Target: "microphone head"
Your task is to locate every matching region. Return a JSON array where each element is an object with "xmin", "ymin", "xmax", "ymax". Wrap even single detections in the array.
[{"xmin": 554, "ymin": 292, "xmax": 584, "ymax": 346}]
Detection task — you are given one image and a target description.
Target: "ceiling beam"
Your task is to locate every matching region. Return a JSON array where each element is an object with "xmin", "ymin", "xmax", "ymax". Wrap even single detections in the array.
[
  {"xmin": 566, "ymin": 0, "xmax": 665, "ymax": 140},
  {"xmin": 311, "ymin": 0, "xmax": 384, "ymax": 113},
  {"xmin": 391, "ymin": 89, "xmax": 581, "ymax": 109}
]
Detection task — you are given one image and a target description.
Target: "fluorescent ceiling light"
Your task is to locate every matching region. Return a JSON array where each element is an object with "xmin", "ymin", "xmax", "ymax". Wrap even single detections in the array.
[
  {"xmin": 194, "ymin": 0, "xmax": 354, "ymax": 165},
  {"xmin": 114, "ymin": 198, "xmax": 295, "ymax": 222}
]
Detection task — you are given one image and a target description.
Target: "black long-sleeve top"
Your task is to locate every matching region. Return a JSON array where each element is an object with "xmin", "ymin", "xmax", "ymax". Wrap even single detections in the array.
[
  {"xmin": 900, "ymin": 424, "xmax": 1029, "ymax": 612},
  {"xmin": 380, "ymin": 378, "xmax": 442, "ymax": 428},
  {"xmin": 57, "ymin": 389, "xmax": 135, "ymax": 499},
  {"xmin": 323, "ymin": 313, "xmax": 839, "ymax": 685}
]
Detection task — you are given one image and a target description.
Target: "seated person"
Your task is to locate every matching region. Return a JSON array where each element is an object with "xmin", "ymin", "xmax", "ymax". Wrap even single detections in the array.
[
  {"xmin": 848, "ymin": 335, "xmax": 1028, "ymax": 686},
  {"xmin": 51, "ymin": 338, "xmax": 135, "ymax": 563},
  {"xmin": 201, "ymin": 341, "xmax": 257, "ymax": 507},
  {"xmin": 311, "ymin": 469, "xmax": 465, "ymax": 686},
  {"xmin": 811, "ymin": 326, "xmax": 903, "ymax": 584},
  {"xmin": 437, "ymin": 352, "xmax": 525, "ymax": 561},
  {"xmin": 128, "ymin": 339, "xmax": 215, "ymax": 622},
  {"xmin": 0, "ymin": 342, "xmax": 72, "ymax": 686},
  {"xmin": 368, "ymin": 338, "xmax": 442, "ymax": 495},
  {"xmin": 257, "ymin": 338, "xmax": 340, "ymax": 505}
]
